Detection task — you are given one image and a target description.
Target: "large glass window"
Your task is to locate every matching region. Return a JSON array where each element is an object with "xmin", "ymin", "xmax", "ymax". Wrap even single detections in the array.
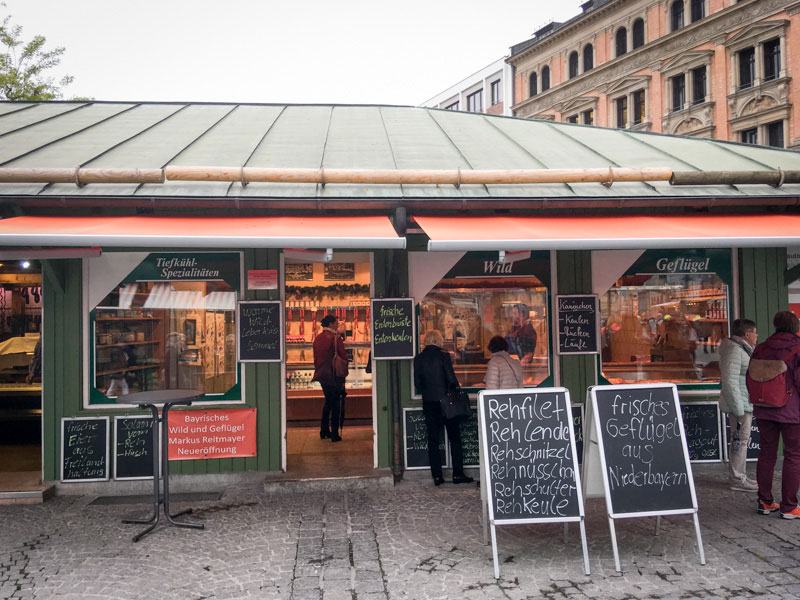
[
  {"xmin": 690, "ymin": 0, "xmax": 704, "ymax": 23},
  {"xmin": 671, "ymin": 74, "xmax": 686, "ymax": 112},
  {"xmin": 569, "ymin": 51, "xmax": 579, "ymax": 78},
  {"xmin": 691, "ymin": 66, "xmax": 706, "ymax": 104},
  {"xmin": 418, "ymin": 252, "xmax": 551, "ymax": 389},
  {"xmin": 738, "ymin": 47, "xmax": 755, "ymax": 89},
  {"xmin": 671, "ymin": 1, "xmax": 684, "ymax": 31},
  {"xmin": 467, "ymin": 89, "xmax": 483, "ymax": 113},
  {"xmin": 541, "ymin": 66, "xmax": 550, "ymax": 91},
  {"xmin": 767, "ymin": 120, "xmax": 784, "ymax": 148},
  {"xmin": 763, "ymin": 38, "xmax": 781, "ymax": 82},
  {"xmin": 90, "ymin": 252, "xmax": 241, "ymax": 403},
  {"xmin": 600, "ymin": 249, "xmax": 732, "ymax": 386},
  {"xmin": 583, "ymin": 44, "xmax": 594, "ymax": 71},
  {"xmin": 616, "ymin": 96, "xmax": 628, "ymax": 128},
  {"xmin": 529, "ymin": 72, "xmax": 538, "ymax": 97},
  {"xmin": 616, "ymin": 28, "xmax": 627, "ymax": 57},
  {"xmin": 632, "ymin": 89, "xmax": 646, "ymax": 125}
]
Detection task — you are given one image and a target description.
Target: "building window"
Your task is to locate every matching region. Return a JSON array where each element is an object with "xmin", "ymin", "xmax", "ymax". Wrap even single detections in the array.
[
  {"xmin": 490, "ymin": 80, "xmax": 502, "ymax": 105},
  {"xmin": 763, "ymin": 38, "xmax": 781, "ymax": 82},
  {"xmin": 632, "ymin": 89, "xmax": 646, "ymax": 125},
  {"xmin": 569, "ymin": 51, "xmax": 579, "ymax": 78},
  {"xmin": 767, "ymin": 121, "xmax": 784, "ymax": 148},
  {"xmin": 740, "ymin": 128, "xmax": 757, "ymax": 144},
  {"xmin": 445, "ymin": 101, "xmax": 459, "ymax": 111},
  {"xmin": 541, "ymin": 66, "xmax": 550, "ymax": 91},
  {"xmin": 467, "ymin": 89, "xmax": 483, "ymax": 113},
  {"xmin": 566, "ymin": 114, "xmax": 579, "ymax": 123},
  {"xmin": 616, "ymin": 96, "xmax": 628, "ymax": 128},
  {"xmin": 738, "ymin": 47, "xmax": 755, "ymax": 89},
  {"xmin": 671, "ymin": 1, "xmax": 684, "ymax": 31},
  {"xmin": 691, "ymin": 66, "xmax": 706, "ymax": 104},
  {"xmin": 583, "ymin": 109, "xmax": 594, "ymax": 125},
  {"xmin": 529, "ymin": 73, "xmax": 538, "ymax": 97},
  {"xmin": 583, "ymin": 44, "xmax": 594, "ymax": 72},
  {"xmin": 632, "ymin": 18, "xmax": 645, "ymax": 49},
  {"xmin": 671, "ymin": 74, "xmax": 686, "ymax": 112},
  {"xmin": 690, "ymin": 0, "xmax": 704, "ymax": 22},
  {"xmin": 616, "ymin": 28, "xmax": 627, "ymax": 57}
]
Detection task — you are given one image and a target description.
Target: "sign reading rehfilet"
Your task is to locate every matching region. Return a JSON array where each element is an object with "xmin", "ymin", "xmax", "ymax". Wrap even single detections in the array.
[{"xmin": 168, "ymin": 408, "xmax": 257, "ymax": 460}]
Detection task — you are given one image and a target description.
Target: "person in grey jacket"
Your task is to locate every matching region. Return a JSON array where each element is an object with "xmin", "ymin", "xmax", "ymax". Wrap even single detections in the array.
[
  {"xmin": 484, "ymin": 336, "xmax": 523, "ymax": 389},
  {"xmin": 719, "ymin": 318, "xmax": 758, "ymax": 492}
]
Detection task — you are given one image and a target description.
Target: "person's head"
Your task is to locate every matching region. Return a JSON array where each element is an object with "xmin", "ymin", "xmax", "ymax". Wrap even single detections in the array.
[
  {"xmin": 423, "ymin": 329, "xmax": 444, "ymax": 348},
  {"xmin": 774, "ymin": 311, "xmax": 800, "ymax": 335},
  {"xmin": 732, "ymin": 318, "xmax": 758, "ymax": 345},
  {"xmin": 487, "ymin": 335, "xmax": 509, "ymax": 354},
  {"xmin": 320, "ymin": 314, "xmax": 338, "ymax": 330},
  {"xmin": 512, "ymin": 303, "xmax": 529, "ymax": 323}
]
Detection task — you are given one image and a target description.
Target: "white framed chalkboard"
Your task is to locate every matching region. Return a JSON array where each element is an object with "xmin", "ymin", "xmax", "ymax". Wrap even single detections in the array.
[
  {"xmin": 237, "ymin": 300, "xmax": 283, "ymax": 362},
  {"xmin": 371, "ymin": 298, "xmax": 415, "ymax": 360},
  {"xmin": 114, "ymin": 415, "xmax": 158, "ymax": 481},
  {"xmin": 61, "ymin": 417, "xmax": 109, "ymax": 482},
  {"xmin": 556, "ymin": 295, "xmax": 600, "ymax": 355}
]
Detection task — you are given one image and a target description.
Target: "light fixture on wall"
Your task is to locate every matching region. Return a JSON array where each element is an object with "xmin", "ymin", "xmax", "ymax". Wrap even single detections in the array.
[{"xmin": 21, "ymin": 261, "xmax": 30, "ymax": 269}]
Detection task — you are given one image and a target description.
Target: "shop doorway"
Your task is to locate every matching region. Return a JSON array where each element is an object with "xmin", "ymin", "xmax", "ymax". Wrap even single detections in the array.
[
  {"xmin": 283, "ymin": 253, "xmax": 374, "ymax": 478},
  {"xmin": 0, "ymin": 260, "xmax": 42, "ymax": 491}
]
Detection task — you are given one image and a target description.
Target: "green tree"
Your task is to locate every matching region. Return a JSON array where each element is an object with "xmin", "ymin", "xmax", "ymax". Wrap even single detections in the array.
[{"xmin": 0, "ymin": 11, "xmax": 74, "ymax": 100}]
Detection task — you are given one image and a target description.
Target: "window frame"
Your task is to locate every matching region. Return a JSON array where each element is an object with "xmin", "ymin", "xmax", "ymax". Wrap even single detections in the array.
[
  {"xmin": 541, "ymin": 66, "xmax": 551, "ymax": 92},
  {"xmin": 490, "ymin": 79, "xmax": 502, "ymax": 105},
  {"xmin": 529, "ymin": 72, "xmax": 538, "ymax": 97},
  {"xmin": 670, "ymin": 0, "xmax": 684, "ymax": 32},
  {"xmin": 583, "ymin": 44, "xmax": 594, "ymax": 72},
  {"xmin": 670, "ymin": 73, "xmax": 686, "ymax": 113},
  {"xmin": 615, "ymin": 27, "xmax": 628, "ymax": 57},
  {"xmin": 466, "ymin": 89, "xmax": 483, "ymax": 113},
  {"xmin": 615, "ymin": 96, "xmax": 628, "ymax": 129},
  {"xmin": 568, "ymin": 51, "xmax": 579, "ymax": 79},
  {"xmin": 632, "ymin": 18, "xmax": 645, "ymax": 49}
]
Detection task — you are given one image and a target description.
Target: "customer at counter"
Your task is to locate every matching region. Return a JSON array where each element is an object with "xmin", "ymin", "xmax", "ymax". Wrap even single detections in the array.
[
  {"xmin": 484, "ymin": 336, "xmax": 523, "ymax": 389},
  {"xmin": 507, "ymin": 304, "xmax": 537, "ymax": 365},
  {"xmin": 312, "ymin": 315, "xmax": 347, "ymax": 443}
]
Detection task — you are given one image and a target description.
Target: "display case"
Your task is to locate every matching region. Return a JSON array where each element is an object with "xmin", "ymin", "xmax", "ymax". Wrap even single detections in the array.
[{"xmin": 95, "ymin": 313, "xmax": 164, "ymax": 395}]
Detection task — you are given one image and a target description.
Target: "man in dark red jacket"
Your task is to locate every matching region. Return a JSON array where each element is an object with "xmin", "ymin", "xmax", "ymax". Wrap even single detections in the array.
[
  {"xmin": 312, "ymin": 315, "xmax": 348, "ymax": 442},
  {"xmin": 753, "ymin": 311, "xmax": 800, "ymax": 519}
]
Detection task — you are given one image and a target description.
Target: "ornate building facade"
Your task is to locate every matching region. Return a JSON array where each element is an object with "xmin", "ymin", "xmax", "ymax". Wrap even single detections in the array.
[{"xmin": 508, "ymin": 0, "xmax": 799, "ymax": 148}]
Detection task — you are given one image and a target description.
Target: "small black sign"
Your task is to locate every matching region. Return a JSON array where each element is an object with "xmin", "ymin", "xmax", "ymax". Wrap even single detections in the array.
[
  {"xmin": 324, "ymin": 263, "xmax": 355, "ymax": 281},
  {"xmin": 238, "ymin": 301, "xmax": 282, "ymax": 362},
  {"xmin": 114, "ymin": 416, "xmax": 156, "ymax": 480},
  {"xmin": 724, "ymin": 416, "xmax": 760, "ymax": 461},
  {"xmin": 572, "ymin": 404, "xmax": 584, "ymax": 466},
  {"xmin": 371, "ymin": 298, "xmax": 415, "ymax": 360},
  {"xmin": 403, "ymin": 408, "xmax": 446, "ymax": 469},
  {"xmin": 480, "ymin": 388, "xmax": 582, "ymax": 522},
  {"xmin": 592, "ymin": 384, "xmax": 695, "ymax": 516},
  {"xmin": 460, "ymin": 408, "xmax": 479, "ymax": 467},
  {"xmin": 681, "ymin": 402, "xmax": 722, "ymax": 463},
  {"xmin": 61, "ymin": 417, "xmax": 109, "ymax": 482},
  {"xmin": 286, "ymin": 263, "xmax": 313, "ymax": 281},
  {"xmin": 556, "ymin": 295, "xmax": 599, "ymax": 355}
]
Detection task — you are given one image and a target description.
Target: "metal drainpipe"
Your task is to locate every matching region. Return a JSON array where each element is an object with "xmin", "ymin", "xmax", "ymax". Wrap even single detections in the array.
[{"xmin": 388, "ymin": 207, "xmax": 407, "ymax": 482}]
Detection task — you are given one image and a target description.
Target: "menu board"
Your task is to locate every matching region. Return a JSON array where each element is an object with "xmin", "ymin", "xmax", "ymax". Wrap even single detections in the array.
[
  {"xmin": 114, "ymin": 415, "xmax": 156, "ymax": 480},
  {"xmin": 237, "ymin": 301, "xmax": 282, "ymax": 362},
  {"xmin": 556, "ymin": 295, "xmax": 599, "ymax": 355},
  {"xmin": 403, "ymin": 408, "xmax": 446, "ymax": 469},
  {"xmin": 591, "ymin": 384, "xmax": 695, "ymax": 516},
  {"xmin": 479, "ymin": 388, "xmax": 583, "ymax": 523},
  {"xmin": 371, "ymin": 298, "xmax": 415, "ymax": 360},
  {"xmin": 572, "ymin": 404, "xmax": 584, "ymax": 466},
  {"xmin": 459, "ymin": 408, "xmax": 480, "ymax": 467},
  {"xmin": 724, "ymin": 416, "xmax": 761, "ymax": 461},
  {"xmin": 681, "ymin": 402, "xmax": 722, "ymax": 463},
  {"xmin": 61, "ymin": 417, "xmax": 109, "ymax": 482}
]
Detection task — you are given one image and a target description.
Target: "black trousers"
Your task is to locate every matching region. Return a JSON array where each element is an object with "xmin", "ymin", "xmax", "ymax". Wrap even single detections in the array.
[
  {"xmin": 320, "ymin": 383, "xmax": 344, "ymax": 434},
  {"xmin": 423, "ymin": 402, "xmax": 464, "ymax": 479}
]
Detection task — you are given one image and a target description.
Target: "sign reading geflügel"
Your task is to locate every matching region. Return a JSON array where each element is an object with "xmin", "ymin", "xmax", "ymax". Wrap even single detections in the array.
[
  {"xmin": 591, "ymin": 384, "xmax": 696, "ymax": 516},
  {"xmin": 237, "ymin": 301, "xmax": 282, "ymax": 362},
  {"xmin": 480, "ymin": 388, "xmax": 583, "ymax": 522},
  {"xmin": 556, "ymin": 295, "xmax": 599, "ymax": 355},
  {"xmin": 61, "ymin": 417, "xmax": 109, "ymax": 482},
  {"xmin": 371, "ymin": 298, "xmax": 415, "ymax": 360}
]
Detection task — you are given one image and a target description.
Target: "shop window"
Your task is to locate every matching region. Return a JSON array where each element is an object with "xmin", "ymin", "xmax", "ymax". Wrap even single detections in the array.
[
  {"xmin": 671, "ymin": 74, "xmax": 686, "ymax": 112},
  {"xmin": 566, "ymin": 114, "xmax": 579, "ymax": 123},
  {"xmin": 541, "ymin": 66, "xmax": 550, "ymax": 91},
  {"xmin": 616, "ymin": 96, "xmax": 628, "ymax": 128},
  {"xmin": 616, "ymin": 28, "xmax": 627, "ymax": 57},
  {"xmin": 418, "ymin": 252, "xmax": 551, "ymax": 389},
  {"xmin": 763, "ymin": 38, "xmax": 780, "ymax": 82},
  {"xmin": 583, "ymin": 44, "xmax": 594, "ymax": 71},
  {"xmin": 90, "ymin": 252, "xmax": 241, "ymax": 404},
  {"xmin": 467, "ymin": 89, "xmax": 483, "ymax": 113},
  {"xmin": 671, "ymin": 1, "xmax": 684, "ymax": 32},
  {"xmin": 632, "ymin": 19, "xmax": 645, "ymax": 49},
  {"xmin": 582, "ymin": 109, "xmax": 594, "ymax": 125},
  {"xmin": 740, "ymin": 128, "xmax": 757, "ymax": 144},
  {"xmin": 690, "ymin": 0, "xmax": 704, "ymax": 23},
  {"xmin": 738, "ymin": 47, "xmax": 755, "ymax": 89},
  {"xmin": 529, "ymin": 72, "xmax": 538, "ymax": 97},
  {"xmin": 569, "ymin": 52, "xmax": 579, "ymax": 78},
  {"xmin": 632, "ymin": 89, "xmax": 646, "ymax": 125},
  {"xmin": 490, "ymin": 79, "xmax": 502, "ymax": 105},
  {"xmin": 599, "ymin": 249, "xmax": 732, "ymax": 386},
  {"xmin": 691, "ymin": 65, "xmax": 706, "ymax": 104},
  {"xmin": 767, "ymin": 120, "xmax": 784, "ymax": 148}
]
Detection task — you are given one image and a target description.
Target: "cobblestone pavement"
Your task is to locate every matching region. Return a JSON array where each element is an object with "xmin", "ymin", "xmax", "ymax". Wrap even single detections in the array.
[{"xmin": 1, "ymin": 465, "xmax": 800, "ymax": 599}]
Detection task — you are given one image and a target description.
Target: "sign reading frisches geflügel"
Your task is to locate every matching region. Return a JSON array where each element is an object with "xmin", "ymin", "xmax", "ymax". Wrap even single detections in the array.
[{"xmin": 478, "ymin": 387, "xmax": 589, "ymax": 579}]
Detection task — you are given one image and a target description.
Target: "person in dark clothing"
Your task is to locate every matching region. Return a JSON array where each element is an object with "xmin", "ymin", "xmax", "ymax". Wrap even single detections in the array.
[
  {"xmin": 753, "ymin": 311, "xmax": 800, "ymax": 518},
  {"xmin": 312, "ymin": 314, "xmax": 348, "ymax": 442},
  {"xmin": 413, "ymin": 329, "xmax": 474, "ymax": 486},
  {"xmin": 508, "ymin": 303, "xmax": 537, "ymax": 365}
]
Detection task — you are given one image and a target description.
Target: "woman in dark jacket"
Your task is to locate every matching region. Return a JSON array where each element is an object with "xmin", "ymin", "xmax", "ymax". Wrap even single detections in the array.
[
  {"xmin": 413, "ymin": 329, "xmax": 474, "ymax": 486},
  {"xmin": 753, "ymin": 311, "xmax": 800, "ymax": 519}
]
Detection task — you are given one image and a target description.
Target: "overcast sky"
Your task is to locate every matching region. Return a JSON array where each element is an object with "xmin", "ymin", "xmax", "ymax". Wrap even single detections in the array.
[{"xmin": 5, "ymin": 0, "xmax": 582, "ymax": 106}]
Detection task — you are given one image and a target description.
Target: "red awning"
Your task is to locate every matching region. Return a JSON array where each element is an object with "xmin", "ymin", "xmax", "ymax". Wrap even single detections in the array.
[
  {"xmin": 414, "ymin": 213, "xmax": 800, "ymax": 251},
  {"xmin": 0, "ymin": 215, "xmax": 405, "ymax": 249}
]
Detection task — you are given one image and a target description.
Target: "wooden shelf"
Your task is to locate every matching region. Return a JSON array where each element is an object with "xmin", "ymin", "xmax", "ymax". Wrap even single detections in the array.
[
  {"xmin": 96, "ymin": 363, "xmax": 160, "ymax": 376},
  {"xmin": 96, "ymin": 340, "xmax": 159, "ymax": 348}
]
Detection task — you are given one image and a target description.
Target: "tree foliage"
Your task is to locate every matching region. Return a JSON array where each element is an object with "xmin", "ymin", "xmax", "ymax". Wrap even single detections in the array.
[{"xmin": 0, "ymin": 12, "xmax": 74, "ymax": 101}]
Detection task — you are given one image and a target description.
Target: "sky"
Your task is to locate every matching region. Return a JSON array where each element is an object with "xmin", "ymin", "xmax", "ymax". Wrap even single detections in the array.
[{"xmin": 4, "ymin": 0, "xmax": 583, "ymax": 106}]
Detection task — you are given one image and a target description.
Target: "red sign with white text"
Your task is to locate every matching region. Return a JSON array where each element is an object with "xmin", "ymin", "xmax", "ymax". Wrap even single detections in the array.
[{"xmin": 168, "ymin": 408, "xmax": 257, "ymax": 460}]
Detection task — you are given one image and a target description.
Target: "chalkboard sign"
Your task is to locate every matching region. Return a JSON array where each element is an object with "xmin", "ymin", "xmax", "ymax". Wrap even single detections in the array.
[
  {"xmin": 556, "ymin": 295, "xmax": 599, "ymax": 355},
  {"xmin": 61, "ymin": 417, "xmax": 109, "ymax": 482},
  {"xmin": 681, "ymin": 402, "xmax": 722, "ymax": 463},
  {"xmin": 238, "ymin": 301, "xmax": 282, "ymax": 362},
  {"xmin": 479, "ymin": 388, "xmax": 583, "ymax": 523},
  {"xmin": 591, "ymin": 384, "xmax": 696, "ymax": 516},
  {"xmin": 572, "ymin": 404, "xmax": 584, "ymax": 466},
  {"xmin": 403, "ymin": 408, "xmax": 447, "ymax": 469},
  {"xmin": 114, "ymin": 415, "xmax": 156, "ymax": 480},
  {"xmin": 724, "ymin": 416, "xmax": 760, "ymax": 461},
  {"xmin": 459, "ymin": 408, "xmax": 479, "ymax": 467},
  {"xmin": 371, "ymin": 298, "xmax": 415, "ymax": 360}
]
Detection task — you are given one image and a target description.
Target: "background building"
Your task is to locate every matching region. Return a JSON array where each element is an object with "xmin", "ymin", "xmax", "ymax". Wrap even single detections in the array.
[
  {"xmin": 508, "ymin": 0, "xmax": 798, "ymax": 148},
  {"xmin": 419, "ymin": 57, "xmax": 512, "ymax": 116}
]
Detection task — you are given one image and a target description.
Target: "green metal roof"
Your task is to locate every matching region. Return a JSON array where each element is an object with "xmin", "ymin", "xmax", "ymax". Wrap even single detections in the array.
[{"xmin": 1, "ymin": 101, "xmax": 799, "ymax": 199}]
